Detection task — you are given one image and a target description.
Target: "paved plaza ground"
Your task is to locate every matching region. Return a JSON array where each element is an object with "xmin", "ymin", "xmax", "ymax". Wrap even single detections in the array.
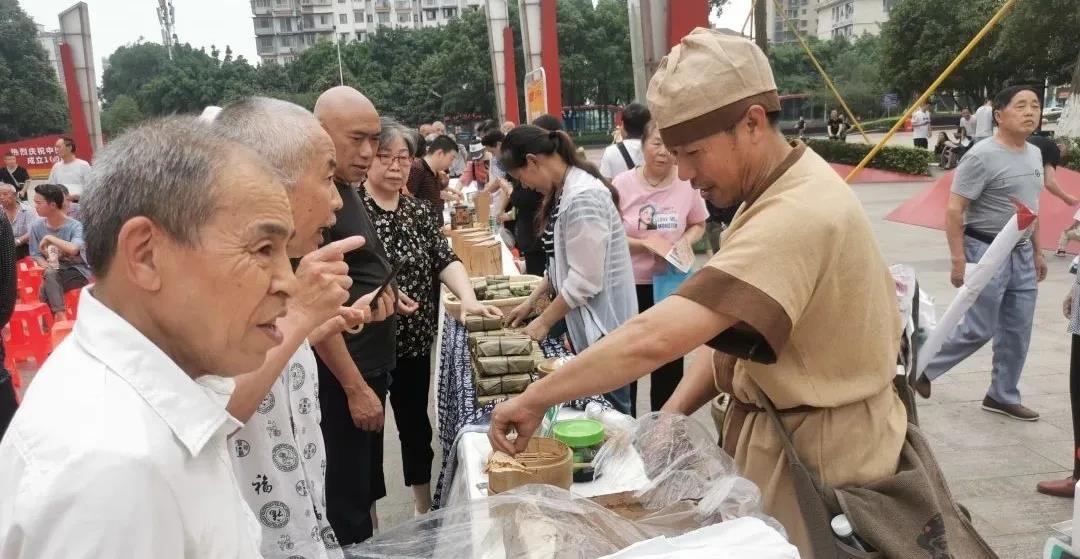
[{"xmin": 14, "ymin": 144, "xmax": 1075, "ymax": 557}]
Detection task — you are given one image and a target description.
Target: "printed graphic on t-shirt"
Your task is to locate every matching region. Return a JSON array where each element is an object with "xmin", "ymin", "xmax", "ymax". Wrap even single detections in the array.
[{"xmin": 636, "ymin": 204, "xmax": 679, "ymax": 231}]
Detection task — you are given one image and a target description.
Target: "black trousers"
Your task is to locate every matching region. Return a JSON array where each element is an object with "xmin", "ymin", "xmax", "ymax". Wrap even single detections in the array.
[
  {"xmin": 523, "ymin": 249, "xmax": 546, "ymax": 277},
  {"xmin": 914, "ymin": 137, "xmax": 929, "ymax": 149},
  {"xmin": 1071, "ymin": 335, "xmax": 1080, "ymax": 479},
  {"xmin": 629, "ymin": 284, "xmax": 684, "ymax": 416},
  {"xmin": 0, "ymin": 369, "xmax": 17, "ymax": 442},
  {"xmin": 317, "ymin": 359, "xmax": 387, "ymax": 546},
  {"xmin": 386, "ymin": 352, "xmax": 435, "ymax": 487}
]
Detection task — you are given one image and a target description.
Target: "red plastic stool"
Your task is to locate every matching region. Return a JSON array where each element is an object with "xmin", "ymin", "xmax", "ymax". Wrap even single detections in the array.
[
  {"xmin": 16, "ymin": 267, "xmax": 43, "ymax": 305},
  {"xmin": 63, "ymin": 289, "xmax": 82, "ymax": 320},
  {"xmin": 6, "ymin": 302, "xmax": 55, "ymax": 370}
]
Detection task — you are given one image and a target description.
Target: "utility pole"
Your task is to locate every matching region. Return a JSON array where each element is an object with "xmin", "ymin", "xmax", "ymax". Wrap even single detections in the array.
[
  {"xmin": 754, "ymin": 0, "xmax": 768, "ymax": 53},
  {"xmin": 156, "ymin": 0, "xmax": 176, "ymax": 59}
]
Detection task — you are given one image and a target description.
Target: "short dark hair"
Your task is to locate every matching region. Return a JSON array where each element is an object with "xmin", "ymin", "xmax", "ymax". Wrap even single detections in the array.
[
  {"xmin": 531, "ymin": 114, "xmax": 563, "ymax": 131},
  {"xmin": 477, "ymin": 119, "xmax": 499, "ymax": 136},
  {"xmin": 962, "ymin": 106, "xmax": 971, "ymax": 111},
  {"xmin": 621, "ymin": 103, "xmax": 651, "ymax": 138},
  {"xmin": 993, "ymin": 85, "xmax": 1039, "ymax": 113},
  {"xmin": 35, "ymin": 183, "xmax": 66, "ymax": 209},
  {"xmin": 481, "ymin": 129, "xmax": 504, "ymax": 148},
  {"xmin": 61, "ymin": 136, "xmax": 75, "ymax": 153},
  {"xmin": 426, "ymin": 134, "xmax": 458, "ymax": 155}
]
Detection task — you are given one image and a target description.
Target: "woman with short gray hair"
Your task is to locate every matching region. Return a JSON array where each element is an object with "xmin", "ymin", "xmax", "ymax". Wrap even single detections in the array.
[{"xmin": 362, "ymin": 119, "xmax": 501, "ymax": 517}]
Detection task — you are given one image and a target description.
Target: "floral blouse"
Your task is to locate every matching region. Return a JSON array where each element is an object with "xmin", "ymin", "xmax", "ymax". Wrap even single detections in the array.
[{"xmin": 362, "ymin": 189, "xmax": 459, "ymax": 358}]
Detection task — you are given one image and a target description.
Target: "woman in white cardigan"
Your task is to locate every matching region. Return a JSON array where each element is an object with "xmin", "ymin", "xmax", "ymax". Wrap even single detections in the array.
[{"xmin": 503, "ymin": 125, "xmax": 637, "ymax": 414}]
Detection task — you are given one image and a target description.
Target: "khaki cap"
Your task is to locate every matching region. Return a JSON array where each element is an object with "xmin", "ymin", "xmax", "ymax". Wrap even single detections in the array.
[{"xmin": 648, "ymin": 28, "xmax": 781, "ymax": 147}]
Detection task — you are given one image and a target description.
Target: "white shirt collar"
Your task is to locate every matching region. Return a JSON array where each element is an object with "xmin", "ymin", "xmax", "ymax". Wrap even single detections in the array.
[{"xmin": 72, "ymin": 288, "xmax": 238, "ymax": 456}]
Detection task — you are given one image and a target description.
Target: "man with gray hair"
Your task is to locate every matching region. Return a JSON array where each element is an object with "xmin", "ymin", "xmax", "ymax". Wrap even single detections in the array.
[
  {"xmin": 0, "ymin": 116, "xmax": 298, "ymax": 557},
  {"xmin": 210, "ymin": 96, "xmax": 394, "ymax": 559}
]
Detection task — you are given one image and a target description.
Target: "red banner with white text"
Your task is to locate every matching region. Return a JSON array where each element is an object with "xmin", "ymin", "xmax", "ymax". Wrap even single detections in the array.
[{"xmin": 0, "ymin": 135, "xmax": 63, "ymax": 179}]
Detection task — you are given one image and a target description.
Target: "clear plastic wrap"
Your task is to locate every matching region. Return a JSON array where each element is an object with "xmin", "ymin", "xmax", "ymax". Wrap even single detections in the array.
[{"xmin": 344, "ymin": 412, "xmax": 785, "ymax": 559}]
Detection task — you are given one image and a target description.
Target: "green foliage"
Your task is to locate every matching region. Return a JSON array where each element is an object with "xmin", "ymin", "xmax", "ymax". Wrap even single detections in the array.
[
  {"xmin": 556, "ymin": 0, "xmax": 635, "ymax": 107},
  {"xmin": 100, "ymin": 95, "xmax": 144, "ymax": 137},
  {"xmin": 0, "ymin": 0, "xmax": 69, "ymax": 141},
  {"xmin": 769, "ymin": 35, "xmax": 890, "ymax": 119},
  {"xmin": 804, "ymin": 138, "xmax": 935, "ymax": 176},
  {"xmin": 100, "ymin": 41, "xmax": 170, "ymax": 105},
  {"xmin": 879, "ymin": 0, "xmax": 1079, "ymax": 103},
  {"xmin": 1060, "ymin": 137, "xmax": 1080, "ymax": 173}
]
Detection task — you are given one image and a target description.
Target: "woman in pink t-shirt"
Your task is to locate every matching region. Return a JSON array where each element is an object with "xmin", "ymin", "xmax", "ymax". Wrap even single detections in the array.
[{"xmin": 612, "ymin": 120, "xmax": 707, "ymax": 414}]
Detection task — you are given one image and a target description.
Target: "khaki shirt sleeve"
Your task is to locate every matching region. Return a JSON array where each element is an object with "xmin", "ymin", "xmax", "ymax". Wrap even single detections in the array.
[{"xmin": 674, "ymin": 196, "xmax": 832, "ymax": 363}]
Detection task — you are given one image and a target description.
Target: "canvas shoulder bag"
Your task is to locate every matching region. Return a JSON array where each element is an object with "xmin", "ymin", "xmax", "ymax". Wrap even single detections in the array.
[{"xmin": 757, "ymin": 387, "xmax": 998, "ymax": 559}]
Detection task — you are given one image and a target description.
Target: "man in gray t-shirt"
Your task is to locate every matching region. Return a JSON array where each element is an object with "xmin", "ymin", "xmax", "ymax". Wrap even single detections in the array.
[
  {"xmin": 951, "ymin": 135, "xmax": 1043, "ymax": 239},
  {"xmin": 918, "ymin": 86, "xmax": 1047, "ymax": 422}
]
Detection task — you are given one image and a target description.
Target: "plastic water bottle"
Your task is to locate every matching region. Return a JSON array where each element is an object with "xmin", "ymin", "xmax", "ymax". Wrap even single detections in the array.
[
  {"xmin": 831, "ymin": 514, "xmax": 875, "ymax": 552},
  {"xmin": 46, "ymin": 245, "xmax": 59, "ymax": 269}
]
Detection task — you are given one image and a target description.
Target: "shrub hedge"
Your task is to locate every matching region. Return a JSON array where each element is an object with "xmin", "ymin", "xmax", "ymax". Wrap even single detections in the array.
[{"xmin": 803, "ymin": 138, "xmax": 935, "ymax": 176}]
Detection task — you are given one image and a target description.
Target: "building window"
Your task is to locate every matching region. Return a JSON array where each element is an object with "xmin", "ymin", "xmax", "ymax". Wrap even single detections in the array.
[
  {"xmin": 339, "ymin": 13, "xmax": 348, "ymax": 23},
  {"xmin": 255, "ymin": 0, "xmax": 270, "ymax": 7},
  {"xmin": 378, "ymin": 12, "xmax": 390, "ymax": 23},
  {"xmin": 340, "ymin": 32, "xmax": 349, "ymax": 41},
  {"xmin": 425, "ymin": 9, "xmax": 436, "ymax": 20},
  {"xmin": 257, "ymin": 36, "xmax": 275, "ymax": 52},
  {"xmin": 397, "ymin": 12, "xmax": 409, "ymax": 23},
  {"xmin": 338, "ymin": 0, "xmax": 345, "ymax": 3},
  {"xmin": 320, "ymin": 14, "xmax": 331, "ymax": 25},
  {"xmin": 354, "ymin": 10, "xmax": 363, "ymax": 21},
  {"xmin": 280, "ymin": 17, "xmax": 294, "ymax": 31},
  {"xmin": 357, "ymin": 31, "xmax": 365, "ymax": 41},
  {"xmin": 255, "ymin": 17, "xmax": 271, "ymax": 29},
  {"xmin": 367, "ymin": 14, "xmax": 373, "ymax": 22},
  {"xmin": 303, "ymin": 15, "xmax": 314, "ymax": 27},
  {"xmin": 280, "ymin": 35, "xmax": 292, "ymax": 47},
  {"xmin": 442, "ymin": 7, "xmax": 456, "ymax": 18},
  {"xmin": 275, "ymin": 0, "xmax": 287, "ymax": 5}
]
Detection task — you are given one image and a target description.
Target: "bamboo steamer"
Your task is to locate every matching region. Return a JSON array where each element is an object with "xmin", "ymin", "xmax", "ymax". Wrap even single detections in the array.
[
  {"xmin": 444, "ymin": 275, "xmax": 543, "ymax": 321},
  {"xmin": 487, "ymin": 437, "xmax": 573, "ymax": 494}
]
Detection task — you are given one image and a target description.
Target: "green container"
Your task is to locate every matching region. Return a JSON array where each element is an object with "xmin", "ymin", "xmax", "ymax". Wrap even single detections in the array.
[{"xmin": 552, "ymin": 419, "xmax": 605, "ymax": 465}]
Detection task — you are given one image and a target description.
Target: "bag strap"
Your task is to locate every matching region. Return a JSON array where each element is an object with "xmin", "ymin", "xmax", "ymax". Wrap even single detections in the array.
[
  {"xmin": 755, "ymin": 387, "xmax": 830, "ymax": 501},
  {"xmin": 615, "ymin": 142, "xmax": 636, "ymax": 170}
]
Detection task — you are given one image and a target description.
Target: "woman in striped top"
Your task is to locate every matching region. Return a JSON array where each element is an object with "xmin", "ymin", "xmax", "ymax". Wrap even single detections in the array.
[{"xmin": 502, "ymin": 126, "xmax": 638, "ymax": 414}]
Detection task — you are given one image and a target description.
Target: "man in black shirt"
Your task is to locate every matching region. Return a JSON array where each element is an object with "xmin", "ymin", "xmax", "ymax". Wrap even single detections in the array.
[
  {"xmin": 312, "ymin": 86, "xmax": 419, "ymax": 545},
  {"xmin": 0, "ymin": 154, "xmax": 29, "ymax": 195}
]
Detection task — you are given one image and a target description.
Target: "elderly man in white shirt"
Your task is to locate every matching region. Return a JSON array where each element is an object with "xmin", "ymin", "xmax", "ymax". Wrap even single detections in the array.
[
  {"xmin": 0, "ymin": 117, "xmax": 309, "ymax": 558},
  {"xmin": 209, "ymin": 97, "xmax": 394, "ymax": 559}
]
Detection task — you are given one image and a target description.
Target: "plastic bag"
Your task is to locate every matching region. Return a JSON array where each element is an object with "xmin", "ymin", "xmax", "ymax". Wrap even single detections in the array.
[
  {"xmin": 345, "ymin": 413, "xmax": 784, "ymax": 559},
  {"xmin": 599, "ymin": 517, "xmax": 799, "ymax": 559}
]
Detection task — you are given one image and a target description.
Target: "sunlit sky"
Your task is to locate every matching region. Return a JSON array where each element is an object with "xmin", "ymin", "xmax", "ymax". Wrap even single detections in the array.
[{"xmin": 26, "ymin": 0, "xmax": 751, "ymax": 72}]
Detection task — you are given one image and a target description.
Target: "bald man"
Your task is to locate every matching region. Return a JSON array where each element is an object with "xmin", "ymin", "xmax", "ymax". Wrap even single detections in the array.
[{"xmin": 311, "ymin": 86, "xmax": 418, "ymax": 545}]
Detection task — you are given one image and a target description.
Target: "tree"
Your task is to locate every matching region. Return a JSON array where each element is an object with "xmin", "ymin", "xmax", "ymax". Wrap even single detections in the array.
[
  {"xmin": 556, "ymin": 0, "xmax": 634, "ymax": 106},
  {"xmin": 0, "ymin": 0, "xmax": 69, "ymax": 141},
  {"xmin": 100, "ymin": 42, "xmax": 170, "ymax": 105},
  {"xmin": 100, "ymin": 95, "xmax": 145, "ymax": 137}
]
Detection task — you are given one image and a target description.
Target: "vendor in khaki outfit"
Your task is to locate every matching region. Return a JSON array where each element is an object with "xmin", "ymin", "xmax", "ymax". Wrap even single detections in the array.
[{"xmin": 489, "ymin": 30, "xmax": 905, "ymax": 557}]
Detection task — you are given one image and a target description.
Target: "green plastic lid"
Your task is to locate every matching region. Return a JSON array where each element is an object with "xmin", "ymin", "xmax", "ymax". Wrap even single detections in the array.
[{"xmin": 552, "ymin": 419, "xmax": 605, "ymax": 447}]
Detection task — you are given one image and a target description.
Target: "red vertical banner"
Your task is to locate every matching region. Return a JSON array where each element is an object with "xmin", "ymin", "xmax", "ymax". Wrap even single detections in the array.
[
  {"xmin": 667, "ymin": 0, "xmax": 710, "ymax": 49},
  {"xmin": 58, "ymin": 42, "xmax": 93, "ymax": 162},
  {"xmin": 539, "ymin": 0, "xmax": 562, "ymax": 119},
  {"xmin": 503, "ymin": 26, "xmax": 520, "ymax": 125}
]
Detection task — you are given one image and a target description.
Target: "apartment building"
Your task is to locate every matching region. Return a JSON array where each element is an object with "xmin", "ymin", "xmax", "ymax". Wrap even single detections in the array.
[
  {"xmin": 252, "ymin": 0, "xmax": 484, "ymax": 64},
  {"xmin": 766, "ymin": 0, "xmax": 899, "ymax": 44}
]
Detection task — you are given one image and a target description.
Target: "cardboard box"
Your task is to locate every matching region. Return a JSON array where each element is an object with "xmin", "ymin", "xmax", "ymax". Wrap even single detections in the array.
[
  {"xmin": 468, "ymin": 239, "xmax": 503, "ymax": 277},
  {"xmin": 474, "ymin": 191, "xmax": 491, "ymax": 225}
]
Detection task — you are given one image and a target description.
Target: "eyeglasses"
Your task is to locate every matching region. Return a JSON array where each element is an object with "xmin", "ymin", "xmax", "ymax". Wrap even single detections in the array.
[{"xmin": 375, "ymin": 153, "xmax": 413, "ymax": 167}]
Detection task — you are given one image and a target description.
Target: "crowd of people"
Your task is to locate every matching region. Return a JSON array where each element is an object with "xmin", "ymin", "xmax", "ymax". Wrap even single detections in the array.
[{"xmin": 0, "ymin": 26, "xmax": 1077, "ymax": 559}]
